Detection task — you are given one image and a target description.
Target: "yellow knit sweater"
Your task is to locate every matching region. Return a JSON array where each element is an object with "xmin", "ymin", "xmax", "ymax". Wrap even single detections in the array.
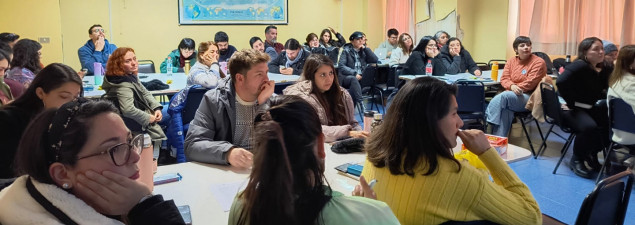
[{"xmin": 361, "ymin": 148, "xmax": 541, "ymax": 225}]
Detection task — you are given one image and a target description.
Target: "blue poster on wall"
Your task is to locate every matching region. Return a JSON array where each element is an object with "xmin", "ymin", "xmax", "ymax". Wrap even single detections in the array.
[{"xmin": 179, "ymin": 0, "xmax": 288, "ymax": 25}]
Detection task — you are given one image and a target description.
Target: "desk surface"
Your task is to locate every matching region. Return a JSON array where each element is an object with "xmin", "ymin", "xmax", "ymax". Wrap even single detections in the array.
[
  {"xmin": 83, "ymin": 73, "xmax": 300, "ymax": 98},
  {"xmin": 400, "ymin": 70, "xmax": 503, "ymax": 86},
  {"xmin": 154, "ymin": 141, "xmax": 531, "ymax": 224}
]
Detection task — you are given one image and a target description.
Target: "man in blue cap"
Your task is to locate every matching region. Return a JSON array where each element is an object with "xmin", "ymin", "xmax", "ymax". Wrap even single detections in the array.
[{"xmin": 338, "ymin": 31, "xmax": 379, "ymax": 111}]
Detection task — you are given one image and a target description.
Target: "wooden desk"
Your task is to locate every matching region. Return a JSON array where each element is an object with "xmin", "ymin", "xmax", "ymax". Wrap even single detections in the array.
[{"xmin": 153, "ymin": 141, "xmax": 531, "ymax": 224}]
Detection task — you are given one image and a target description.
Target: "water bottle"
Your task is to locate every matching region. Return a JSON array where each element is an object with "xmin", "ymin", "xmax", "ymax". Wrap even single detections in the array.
[
  {"xmin": 371, "ymin": 113, "xmax": 383, "ymax": 133},
  {"xmin": 425, "ymin": 59, "xmax": 433, "ymax": 76},
  {"xmin": 166, "ymin": 56, "xmax": 173, "ymax": 75},
  {"xmin": 491, "ymin": 62, "xmax": 499, "ymax": 81},
  {"xmin": 166, "ymin": 57, "xmax": 173, "ymax": 84},
  {"xmin": 184, "ymin": 60, "xmax": 191, "ymax": 75}
]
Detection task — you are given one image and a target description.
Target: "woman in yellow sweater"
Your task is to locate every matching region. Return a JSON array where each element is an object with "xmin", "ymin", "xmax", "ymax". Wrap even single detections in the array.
[{"xmin": 359, "ymin": 77, "xmax": 541, "ymax": 224}]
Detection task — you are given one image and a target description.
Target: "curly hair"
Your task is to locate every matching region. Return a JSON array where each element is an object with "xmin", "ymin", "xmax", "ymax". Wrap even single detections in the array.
[
  {"xmin": 10, "ymin": 39, "xmax": 42, "ymax": 74},
  {"xmin": 105, "ymin": 47, "xmax": 136, "ymax": 76}
]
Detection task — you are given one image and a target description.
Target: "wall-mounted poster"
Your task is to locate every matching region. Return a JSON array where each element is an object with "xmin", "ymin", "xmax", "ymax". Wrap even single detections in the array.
[{"xmin": 179, "ymin": 0, "xmax": 288, "ymax": 25}]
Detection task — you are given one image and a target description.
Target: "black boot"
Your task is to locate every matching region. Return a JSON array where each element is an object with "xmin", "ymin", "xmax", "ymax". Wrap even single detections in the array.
[
  {"xmin": 570, "ymin": 157, "xmax": 593, "ymax": 179},
  {"xmin": 585, "ymin": 153, "xmax": 602, "ymax": 172}
]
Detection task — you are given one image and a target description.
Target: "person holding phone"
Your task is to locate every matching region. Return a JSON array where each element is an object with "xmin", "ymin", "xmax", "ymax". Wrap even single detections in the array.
[
  {"xmin": 229, "ymin": 95, "xmax": 399, "ymax": 225},
  {"xmin": 268, "ymin": 38, "xmax": 309, "ymax": 75},
  {"xmin": 0, "ymin": 99, "xmax": 185, "ymax": 224},
  {"xmin": 356, "ymin": 77, "xmax": 541, "ymax": 224}
]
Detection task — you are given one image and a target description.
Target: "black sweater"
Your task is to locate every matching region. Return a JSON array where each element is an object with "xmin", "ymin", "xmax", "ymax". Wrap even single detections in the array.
[{"xmin": 556, "ymin": 59, "xmax": 612, "ymax": 108}]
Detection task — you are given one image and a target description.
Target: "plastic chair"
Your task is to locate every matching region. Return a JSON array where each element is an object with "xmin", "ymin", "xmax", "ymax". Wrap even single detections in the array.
[
  {"xmin": 536, "ymin": 82, "xmax": 577, "ymax": 174},
  {"xmin": 596, "ymin": 98, "xmax": 635, "ymax": 183},
  {"xmin": 532, "ymin": 52, "xmax": 554, "ymax": 74},
  {"xmin": 138, "ymin": 60, "xmax": 156, "ymax": 73},
  {"xmin": 455, "ymin": 80, "xmax": 486, "ymax": 131},
  {"xmin": 488, "ymin": 59, "xmax": 506, "ymax": 70},
  {"xmin": 575, "ymin": 170, "xmax": 634, "ymax": 225}
]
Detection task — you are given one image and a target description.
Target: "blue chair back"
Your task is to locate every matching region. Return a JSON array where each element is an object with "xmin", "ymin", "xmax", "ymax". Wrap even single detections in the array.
[
  {"xmin": 609, "ymin": 98, "xmax": 635, "ymax": 134},
  {"xmin": 455, "ymin": 80, "xmax": 485, "ymax": 114},
  {"xmin": 181, "ymin": 87, "xmax": 208, "ymax": 125}
]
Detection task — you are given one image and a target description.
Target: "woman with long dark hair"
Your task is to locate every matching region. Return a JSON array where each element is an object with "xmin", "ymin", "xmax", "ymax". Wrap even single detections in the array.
[
  {"xmin": 319, "ymin": 27, "xmax": 346, "ymax": 48},
  {"xmin": 0, "ymin": 63, "xmax": 82, "ymax": 180},
  {"xmin": 283, "ymin": 54, "xmax": 367, "ymax": 142},
  {"xmin": 359, "ymin": 77, "xmax": 540, "ymax": 224},
  {"xmin": 6, "ymin": 39, "xmax": 42, "ymax": 90},
  {"xmin": 229, "ymin": 95, "xmax": 399, "ymax": 225},
  {"xmin": 404, "ymin": 36, "xmax": 445, "ymax": 75},
  {"xmin": 439, "ymin": 37, "xmax": 481, "ymax": 76},
  {"xmin": 557, "ymin": 37, "xmax": 613, "ymax": 178}
]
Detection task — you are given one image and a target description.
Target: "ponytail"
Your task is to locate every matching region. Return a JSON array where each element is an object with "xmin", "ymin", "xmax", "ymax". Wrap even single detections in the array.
[{"xmin": 236, "ymin": 95, "xmax": 331, "ymax": 225}]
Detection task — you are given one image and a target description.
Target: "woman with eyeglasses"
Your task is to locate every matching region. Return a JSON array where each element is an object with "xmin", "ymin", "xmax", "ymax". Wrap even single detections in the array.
[
  {"xmin": 103, "ymin": 47, "xmax": 166, "ymax": 161},
  {"xmin": 0, "ymin": 63, "xmax": 82, "ymax": 182},
  {"xmin": 229, "ymin": 95, "xmax": 399, "ymax": 225},
  {"xmin": 283, "ymin": 54, "xmax": 367, "ymax": 142},
  {"xmin": 0, "ymin": 98, "xmax": 185, "ymax": 224},
  {"xmin": 160, "ymin": 38, "xmax": 197, "ymax": 73},
  {"xmin": 404, "ymin": 36, "xmax": 445, "ymax": 76},
  {"xmin": 388, "ymin": 33, "xmax": 414, "ymax": 67},
  {"xmin": 6, "ymin": 39, "xmax": 42, "ymax": 94}
]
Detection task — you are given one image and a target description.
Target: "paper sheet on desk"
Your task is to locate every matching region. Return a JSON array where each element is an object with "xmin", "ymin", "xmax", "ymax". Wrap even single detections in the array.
[{"xmin": 210, "ymin": 180, "xmax": 248, "ymax": 212}]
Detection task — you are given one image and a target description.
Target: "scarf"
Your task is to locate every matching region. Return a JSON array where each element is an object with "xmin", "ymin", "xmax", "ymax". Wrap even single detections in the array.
[{"xmin": 285, "ymin": 49, "xmax": 304, "ymax": 68}]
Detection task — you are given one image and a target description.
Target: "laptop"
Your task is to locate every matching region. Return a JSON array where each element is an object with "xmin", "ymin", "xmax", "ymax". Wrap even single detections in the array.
[{"xmin": 374, "ymin": 48, "xmax": 388, "ymax": 60}]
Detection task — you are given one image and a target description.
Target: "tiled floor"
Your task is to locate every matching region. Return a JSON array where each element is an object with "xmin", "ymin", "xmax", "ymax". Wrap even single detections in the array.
[{"xmin": 357, "ymin": 102, "xmax": 634, "ymax": 224}]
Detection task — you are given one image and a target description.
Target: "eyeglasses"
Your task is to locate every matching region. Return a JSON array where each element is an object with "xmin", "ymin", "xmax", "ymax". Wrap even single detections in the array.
[
  {"xmin": 92, "ymin": 28, "xmax": 105, "ymax": 34},
  {"xmin": 78, "ymin": 134, "xmax": 143, "ymax": 166}
]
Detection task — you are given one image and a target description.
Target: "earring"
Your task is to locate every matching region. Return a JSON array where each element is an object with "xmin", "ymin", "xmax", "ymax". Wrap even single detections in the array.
[{"xmin": 62, "ymin": 183, "xmax": 71, "ymax": 189}]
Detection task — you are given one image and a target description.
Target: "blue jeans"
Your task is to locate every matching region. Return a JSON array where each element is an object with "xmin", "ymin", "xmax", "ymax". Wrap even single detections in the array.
[{"xmin": 486, "ymin": 91, "xmax": 530, "ymax": 137}]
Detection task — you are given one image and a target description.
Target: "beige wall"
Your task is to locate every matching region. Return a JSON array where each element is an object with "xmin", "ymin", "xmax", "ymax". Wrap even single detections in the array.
[
  {"xmin": 1, "ymin": 0, "xmax": 386, "ymax": 72},
  {"xmin": 0, "ymin": 0, "xmax": 65, "ymax": 65},
  {"xmin": 457, "ymin": 0, "xmax": 509, "ymax": 63}
]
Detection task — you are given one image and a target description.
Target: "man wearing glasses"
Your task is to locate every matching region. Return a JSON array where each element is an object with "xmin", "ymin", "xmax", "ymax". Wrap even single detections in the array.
[
  {"xmin": 377, "ymin": 28, "xmax": 399, "ymax": 58},
  {"xmin": 78, "ymin": 24, "xmax": 117, "ymax": 75}
]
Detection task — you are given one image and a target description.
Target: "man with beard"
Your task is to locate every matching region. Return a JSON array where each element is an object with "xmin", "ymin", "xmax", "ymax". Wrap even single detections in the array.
[
  {"xmin": 184, "ymin": 49, "xmax": 275, "ymax": 169},
  {"xmin": 214, "ymin": 31, "xmax": 237, "ymax": 62},
  {"xmin": 78, "ymin": 24, "xmax": 117, "ymax": 75},
  {"xmin": 264, "ymin": 25, "xmax": 284, "ymax": 54}
]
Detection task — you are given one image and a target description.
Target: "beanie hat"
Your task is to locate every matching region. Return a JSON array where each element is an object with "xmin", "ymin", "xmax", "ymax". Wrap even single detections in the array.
[{"xmin": 603, "ymin": 40, "xmax": 618, "ymax": 55}]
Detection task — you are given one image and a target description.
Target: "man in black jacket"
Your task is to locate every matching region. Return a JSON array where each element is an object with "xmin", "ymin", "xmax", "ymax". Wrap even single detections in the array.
[
  {"xmin": 268, "ymin": 38, "xmax": 309, "ymax": 75},
  {"xmin": 337, "ymin": 31, "xmax": 378, "ymax": 109}
]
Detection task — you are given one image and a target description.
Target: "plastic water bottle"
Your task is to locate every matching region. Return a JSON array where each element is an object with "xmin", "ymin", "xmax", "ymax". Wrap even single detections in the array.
[
  {"xmin": 166, "ymin": 57, "xmax": 173, "ymax": 75},
  {"xmin": 425, "ymin": 59, "xmax": 433, "ymax": 76},
  {"xmin": 166, "ymin": 57, "xmax": 173, "ymax": 84}
]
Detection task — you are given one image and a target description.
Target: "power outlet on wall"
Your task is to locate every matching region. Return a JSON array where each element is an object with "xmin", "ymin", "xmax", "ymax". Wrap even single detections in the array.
[{"xmin": 38, "ymin": 37, "xmax": 50, "ymax": 44}]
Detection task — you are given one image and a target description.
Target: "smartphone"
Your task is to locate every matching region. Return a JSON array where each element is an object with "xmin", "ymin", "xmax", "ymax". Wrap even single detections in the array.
[
  {"xmin": 81, "ymin": 68, "xmax": 88, "ymax": 73},
  {"xmin": 178, "ymin": 205, "xmax": 192, "ymax": 225},
  {"xmin": 335, "ymin": 163, "xmax": 352, "ymax": 173},
  {"xmin": 279, "ymin": 65, "xmax": 286, "ymax": 69},
  {"xmin": 138, "ymin": 75, "xmax": 149, "ymax": 79}
]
